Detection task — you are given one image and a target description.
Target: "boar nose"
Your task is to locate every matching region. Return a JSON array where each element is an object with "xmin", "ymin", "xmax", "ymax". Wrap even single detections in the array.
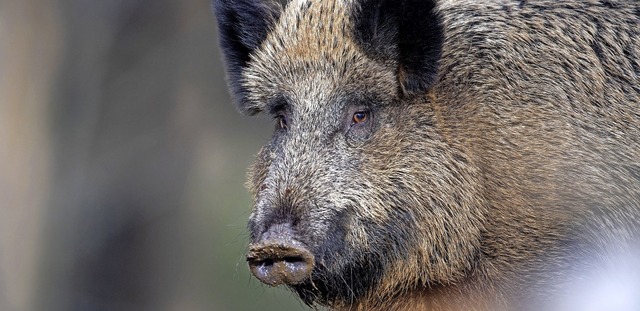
[{"xmin": 246, "ymin": 223, "xmax": 315, "ymax": 286}]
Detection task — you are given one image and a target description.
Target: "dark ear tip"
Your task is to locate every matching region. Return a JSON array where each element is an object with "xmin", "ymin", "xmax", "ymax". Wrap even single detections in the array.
[
  {"xmin": 353, "ymin": 0, "xmax": 443, "ymax": 95},
  {"xmin": 211, "ymin": 0, "xmax": 231, "ymax": 14},
  {"xmin": 213, "ymin": 0, "xmax": 282, "ymax": 113}
]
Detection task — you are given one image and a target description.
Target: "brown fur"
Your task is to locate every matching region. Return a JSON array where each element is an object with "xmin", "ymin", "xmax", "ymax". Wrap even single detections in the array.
[{"xmin": 215, "ymin": 0, "xmax": 640, "ymax": 310}]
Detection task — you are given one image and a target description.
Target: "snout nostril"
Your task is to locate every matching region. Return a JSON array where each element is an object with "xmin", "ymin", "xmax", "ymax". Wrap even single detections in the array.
[{"xmin": 247, "ymin": 241, "xmax": 315, "ymax": 287}]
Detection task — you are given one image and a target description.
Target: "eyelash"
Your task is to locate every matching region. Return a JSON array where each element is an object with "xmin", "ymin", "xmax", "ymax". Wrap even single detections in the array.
[{"xmin": 275, "ymin": 115, "xmax": 287, "ymax": 129}]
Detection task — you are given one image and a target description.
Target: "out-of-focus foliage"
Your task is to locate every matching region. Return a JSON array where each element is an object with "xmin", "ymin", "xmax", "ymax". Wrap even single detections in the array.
[{"xmin": 0, "ymin": 0, "xmax": 309, "ymax": 310}]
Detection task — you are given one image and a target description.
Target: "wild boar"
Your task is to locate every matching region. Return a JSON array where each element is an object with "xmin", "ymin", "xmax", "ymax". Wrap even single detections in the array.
[{"xmin": 213, "ymin": 0, "xmax": 640, "ymax": 310}]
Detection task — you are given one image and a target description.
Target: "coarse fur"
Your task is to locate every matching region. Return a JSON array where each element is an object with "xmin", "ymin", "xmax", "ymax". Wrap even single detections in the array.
[{"xmin": 213, "ymin": 0, "xmax": 640, "ymax": 310}]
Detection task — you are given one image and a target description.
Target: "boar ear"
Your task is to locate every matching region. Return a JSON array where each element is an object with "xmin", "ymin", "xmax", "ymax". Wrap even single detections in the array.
[
  {"xmin": 353, "ymin": 0, "xmax": 443, "ymax": 96},
  {"xmin": 213, "ymin": 0, "xmax": 282, "ymax": 114}
]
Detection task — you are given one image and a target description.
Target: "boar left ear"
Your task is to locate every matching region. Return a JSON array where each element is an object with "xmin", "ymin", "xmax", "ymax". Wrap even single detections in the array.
[
  {"xmin": 213, "ymin": 0, "xmax": 282, "ymax": 114},
  {"xmin": 353, "ymin": 0, "xmax": 443, "ymax": 96}
]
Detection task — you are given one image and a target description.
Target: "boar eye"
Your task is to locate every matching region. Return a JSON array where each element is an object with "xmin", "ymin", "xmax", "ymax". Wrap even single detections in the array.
[
  {"xmin": 352, "ymin": 111, "xmax": 369, "ymax": 124},
  {"xmin": 275, "ymin": 115, "xmax": 288, "ymax": 130},
  {"xmin": 345, "ymin": 106, "xmax": 374, "ymax": 145}
]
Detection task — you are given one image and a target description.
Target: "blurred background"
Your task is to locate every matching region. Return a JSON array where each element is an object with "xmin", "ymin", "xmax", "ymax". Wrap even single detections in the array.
[{"xmin": 0, "ymin": 0, "xmax": 310, "ymax": 310}]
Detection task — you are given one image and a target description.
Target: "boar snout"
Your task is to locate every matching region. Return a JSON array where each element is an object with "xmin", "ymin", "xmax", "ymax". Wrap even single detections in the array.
[{"xmin": 247, "ymin": 223, "xmax": 315, "ymax": 286}]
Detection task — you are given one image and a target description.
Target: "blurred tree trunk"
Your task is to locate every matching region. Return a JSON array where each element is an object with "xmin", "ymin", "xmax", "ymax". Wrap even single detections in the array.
[
  {"xmin": 29, "ymin": 1, "xmax": 200, "ymax": 310},
  {"xmin": 0, "ymin": 1, "xmax": 61, "ymax": 310}
]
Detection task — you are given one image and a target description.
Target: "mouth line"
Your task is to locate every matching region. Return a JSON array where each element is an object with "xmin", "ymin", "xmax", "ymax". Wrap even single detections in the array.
[{"xmin": 246, "ymin": 232, "xmax": 316, "ymax": 286}]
